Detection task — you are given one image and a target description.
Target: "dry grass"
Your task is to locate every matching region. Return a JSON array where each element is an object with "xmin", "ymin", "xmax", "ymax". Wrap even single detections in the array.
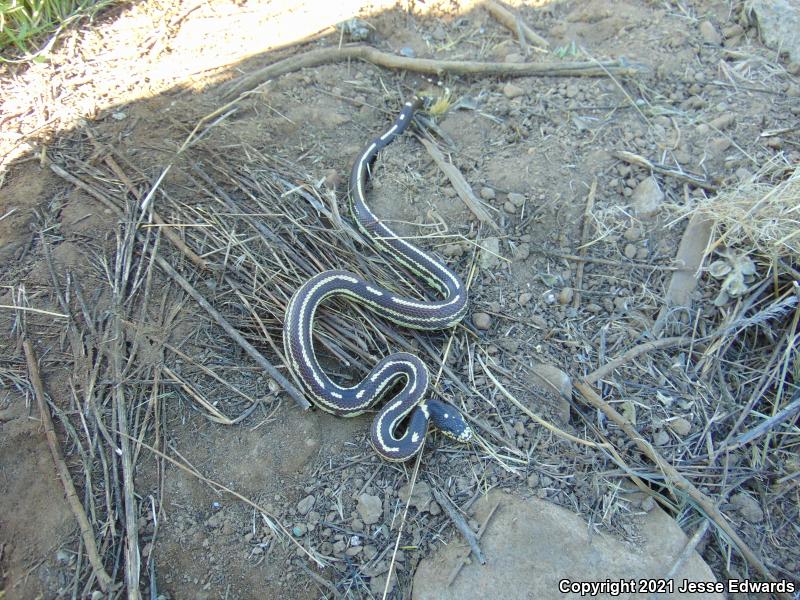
[{"xmin": 688, "ymin": 158, "xmax": 800, "ymax": 260}]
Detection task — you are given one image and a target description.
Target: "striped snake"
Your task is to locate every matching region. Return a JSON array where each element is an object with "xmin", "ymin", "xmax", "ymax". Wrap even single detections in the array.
[{"xmin": 282, "ymin": 93, "xmax": 473, "ymax": 461}]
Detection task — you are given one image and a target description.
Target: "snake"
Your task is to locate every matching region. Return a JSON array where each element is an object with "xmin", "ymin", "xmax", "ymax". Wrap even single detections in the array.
[{"xmin": 282, "ymin": 93, "xmax": 473, "ymax": 461}]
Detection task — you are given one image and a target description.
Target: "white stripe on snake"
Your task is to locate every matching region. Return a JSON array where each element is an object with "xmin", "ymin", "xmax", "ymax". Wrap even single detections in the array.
[{"xmin": 283, "ymin": 94, "xmax": 472, "ymax": 461}]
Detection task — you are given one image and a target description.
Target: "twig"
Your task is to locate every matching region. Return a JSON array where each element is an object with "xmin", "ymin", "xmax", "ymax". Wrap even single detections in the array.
[
  {"xmin": 613, "ymin": 150, "xmax": 718, "ymax": 191},
  {"xmin": 431, "ymin": 487, "xmax": 484, "ymax": 565},
  {"xmin": 417, "ymin": 136, "xmax": 499, "ymax": 232},
  {"xmin": 383, "ymin": 442, "xmax": 425, "ymax": 600},
  {"xmin": 649, "ymin": 520, "xmax": 710, "ymax": 600},
  {"xmin": 0, "ymin": 304, "xmax": 67, "ymax": 318},
  {"xmin": 151, "ymin": 252, "xmax": 310, "ymax": 410},
  {"xmin": 480, "ymin": 355, "xmax": 609, "ymax": 449},
  {"xmin": 573, "ymin": 178, "xmax": 597, "ymax": 309},
  {"xmin": 296, "ymin": 560, "xmax": 342, "ymax": 599},
  {"xmin": 574, "ymin": 381, "xmax": 789, "ymax": 598},
  {"xmin": 224, "ymin": 44, "xmax": 640, "ymax": 97},
  {"xmin": 23, "ymin": 340, "xmax": 114, "ymax": 593},
  {"xmin": 446, "ymin": 498, "xmax": 501, "ymax": 587},
  {"xmin": 484, "ymin": 0, "xmax": 549, "ymax": 49},
  {"xmin": 584, "ymin": 337, "xmax": 690, "ymax": 384},
  {"xmin": 48, "ymin": 160, "xmax": 208, "ymax": 271},
  {"xmin": 530, "ymin": 248, "xmax": 688, "ymax": 271}
]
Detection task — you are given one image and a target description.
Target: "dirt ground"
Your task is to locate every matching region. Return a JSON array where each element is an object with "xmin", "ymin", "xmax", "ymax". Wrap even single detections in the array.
[{"xmin": 1, "ymin": 0, "xmax": 798, "ymax": 598}]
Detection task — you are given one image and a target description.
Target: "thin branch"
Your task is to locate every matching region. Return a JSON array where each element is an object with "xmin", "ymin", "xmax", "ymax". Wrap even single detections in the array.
[
  {"xmin": 24, "ymin": 340, "xmax": 114, "ymax": 593},
  {"xmin": 224, "ymin": 44, "xmax": 640, "ymax": 97}
]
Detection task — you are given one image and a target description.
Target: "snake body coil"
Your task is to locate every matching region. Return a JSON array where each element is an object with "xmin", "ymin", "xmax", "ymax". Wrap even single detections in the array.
[{"xmin": 283, "ymin": 97, "xmax": 472, "ymax": 461}]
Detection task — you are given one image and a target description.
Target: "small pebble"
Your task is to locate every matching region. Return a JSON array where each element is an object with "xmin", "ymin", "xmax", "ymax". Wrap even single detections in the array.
[
  {"xmin": 292, "ymin": 524, "xmax": 307, "ymax": 537},
  {"xmin": 730, "ymin": 493, "xmax": 764, "ymax": 523},
  {"xmin": 709, "ymin": 113, "xmax": 735, "ymax": 130},
  {"xmin": 503, "ymin": 201, "xmax": 516, "ymax": 214},
  {"xmin": 508, "ymin": 192, "xmax": 525, "ymax": 207},
  {"xmin": 503, "ymin": 83, "xmax": 525, "ymax": 98},
  {"xmin": 653, "ymin": 430, "xmax": 670, "ymax": 446},
  {"xmin": 356, "ymin": 494, "xmax": 382, "ymax": 525},
  {"xmin": 512, "ymin": 243, "xmax": 530, "ymax": 261},
  {"xmin": 473, "ymin": 312, "xmax": 491, "ymax": 330},
  {"xmin": 708, "ymin": 137, "xmax": 731, "ymax": 156},
  {"xmin": 624, "ymin": 244, "xmax": 637, "ymax": 259},
  {"xmin": 518, "ymin": 292, "xmax": 532, "ymax": 306},
  {"xmin": 698, "ymin": 21, "xmax": 722, "ymax": 45},
  {"xmin": 480, "ymin": 186, "xmax": 496, "ymax": 200},
  {"xmin": 530, "ymin": 315, "xmax": 547, "ymax": 329},
  {"xmin": 297, "ymin": 494, "xmax": 315, "ymax": 515},
  {"xmin": 631, "ymin": 177, "xmax": 663, "ymax": 218},
  {"xmin": 623, "ymin": 226, "xmax": 641, "ymax": 242},
  {"xmin": 668, "ymin": 417, "xmax": 692, "ymax": 437}
]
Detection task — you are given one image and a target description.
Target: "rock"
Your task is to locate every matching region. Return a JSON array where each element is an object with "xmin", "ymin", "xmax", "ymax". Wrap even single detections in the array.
[
  {"xmin": 730, "ymin": 493, "xmax": 764, "ymax": 523},
  {"xmin": 529, "ymin": 363, "xmax": 571, "ymax": 399},
  {"xmin": 518, "ymin": 292, "xmax": 532, "ymax": 306},
  {"xmin": 297, "ymin": 494, "xmax": 315, "ymax": 515},
  {"xmin": 398, "ymin": 482, "xmax": 434, "ymax": 512},
  {"xmin": 624, "ymin": 243, "xmax": 637, "ymax": 259},
  {"xmin": 503, "ymin": 201, "xmax": 516, "ymax": 214},
  {"xmin": 472, "ymin": 312, "xmax": 491, "ymax": 330},
  {"xmin": 623, "ymin": 226, "xmax": 641, "ymax": 241},
  {"xmin": 512, "ymin": 243, "xmax": 530, "ymax": 261},
  {"xmin": 371, "ymin": 571, "xmax": 397, "ymax": 596},
  {"xmin": 508, "ymin": 192, "xmax": 525, "ymax": 207},
  {"xmin": 442, "ymin": 243, "xmax": 464, "ymax": 257},
  {"xmin": 630, "ymin": 176, "xmax": 663, "ymax": 218},
  {"xmin": 478, "ymin": 237, "xmax": 501, "ymax": 269},
  {"xmin": 709, "ymin": 113, "xmax": 735, "ymax": 130},
  {"xmin": 749, "ymin": 0, "xmax": 800, "ymax": 63},
  {"xmin": 502, "ymin": 83, "xmax": 525, "ymax": 98},
  {"xmin": 413, "ymin": 491, "xmax": 723, "ymax": 600},
  {"xmin": 479, "ymin": 186, "xmax": 496, "ymax": 200},
  {"xmin": 653, "ymin": 429, "xmax": 670, "ymax": 446},
  {"xmin": 356, "ymin": 494, "xmax": 382, "ymax": 525},
  {"xmin": 708, "ymin": 137, "xmax": 731, "ymax": 156},
  {"xmin": 667, "ymin": 417, "xmax": 692, "ymax": 437},
  {"xmin": 698, "ymin": 20, "xmax": 722, "ymax": 45}
]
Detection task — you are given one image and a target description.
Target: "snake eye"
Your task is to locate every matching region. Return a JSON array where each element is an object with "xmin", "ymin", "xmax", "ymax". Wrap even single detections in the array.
[{"xmin": 426, "ymin": 399, "xmax": 472, "ymax": 442}]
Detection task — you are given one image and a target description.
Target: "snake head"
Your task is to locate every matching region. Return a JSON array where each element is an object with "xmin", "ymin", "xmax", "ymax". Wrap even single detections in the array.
[{"xmin": 425, "ymin": 399, "xmax": 472, "ymax": 443}]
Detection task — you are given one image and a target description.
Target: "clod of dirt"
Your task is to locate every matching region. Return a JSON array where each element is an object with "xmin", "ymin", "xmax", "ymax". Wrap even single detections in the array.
[
  {"xmin": 356, "ymin": 493, "xmax": 382, "ymax": 525},
  {"xmin": 730, "ymin": 493, "xmax": 765, "ymax": 524},
  {"xmin": 502, "ymin": 83, "xmax": 524, "ymax": 99},
  {"xmin": 398, "ymin": 481, "xmax": 434, "ymax": 512},
  {"xmin": 472, "ymin": 312, "xmax": 491, "ymax": 330},
  {"xmin": 699, "ymin": 20, "xmax": 722, "ymax": 45},
  {"xmin": 667, "ymin": 417, "xmax": 692, "ymax": 437},
  {"xmin": 478, "ymin": 237, "xmax": 501, "ymax": 269},
  {"xmin": 296, "ymin": 494, "xmax": 315, "ymax": 515}
]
